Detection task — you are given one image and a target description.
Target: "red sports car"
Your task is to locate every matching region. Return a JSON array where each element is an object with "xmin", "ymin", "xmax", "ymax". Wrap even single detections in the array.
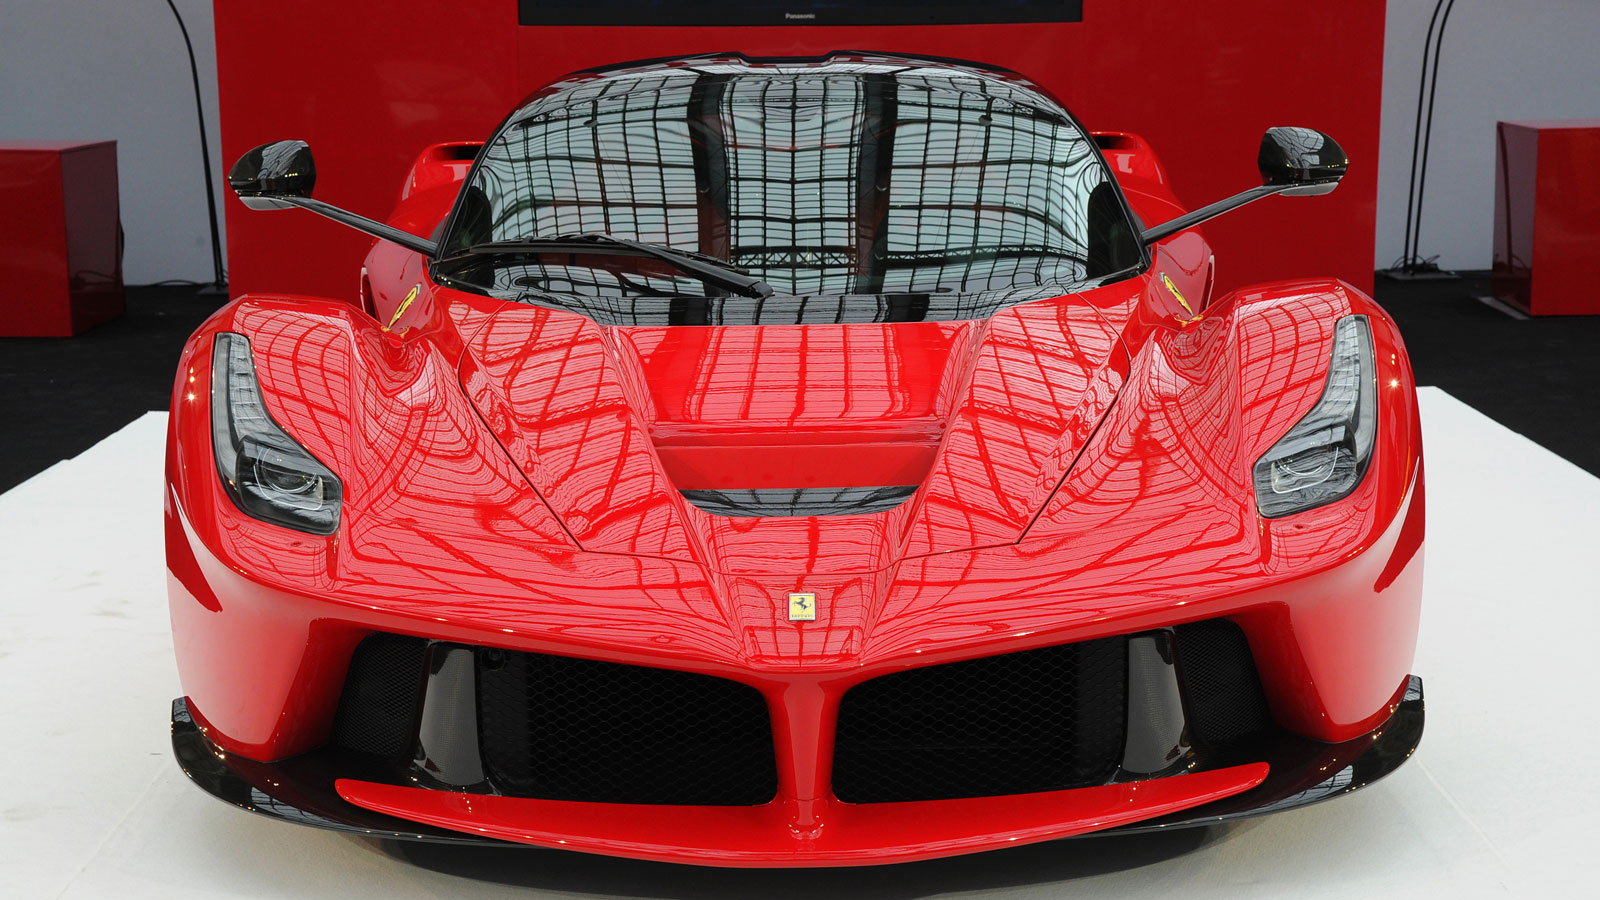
[{"xmin": 167, "ymin": 54, "xmax": 1424, "ymax": 866}]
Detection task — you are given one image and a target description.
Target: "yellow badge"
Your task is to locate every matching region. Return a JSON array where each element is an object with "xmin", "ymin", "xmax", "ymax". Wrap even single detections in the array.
[
  {"xmin": 788, "ymin": 592, "xmax": 817, "ymax": 622},
  {"xmin": 1161, "ymin": 272, "xmax": 1194, "ymax": 316},
  {"xmin": 385, "ymin": 284, "xmax": 420, "ymax": 331}
]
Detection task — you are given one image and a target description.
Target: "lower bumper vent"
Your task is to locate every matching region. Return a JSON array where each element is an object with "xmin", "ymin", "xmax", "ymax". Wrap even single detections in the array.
[
  {"xmin": 1173, "ymin": 619, "xmax": 1273, "ymax": 745},
  {"xmin": 327, "ymin": 617, "xmax": 1271, "ymax": 809},
  {"xmin": 831, "ymin": 635, "xmax": 1128, "ymax": 803},
  {"xmin": 330, "ymin": 633, "xmax": 427, "ymax": 758},
  {"xmin": 476, "ymin": 649, "xmax": 779, "ymax": 806}
]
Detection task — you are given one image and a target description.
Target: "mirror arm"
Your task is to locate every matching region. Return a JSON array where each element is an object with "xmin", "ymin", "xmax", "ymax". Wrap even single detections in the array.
[
  {"xmin": 271, "ymin": 195, "xmax": 441, "ymax": 257},
  {"xmin": 1140, "ymin": 184, "xmax": 1286, "ymax": 245}
]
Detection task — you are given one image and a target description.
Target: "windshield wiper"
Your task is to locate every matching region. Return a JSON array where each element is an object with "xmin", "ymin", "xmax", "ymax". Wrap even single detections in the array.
[{"xmin": 439, "ymin": 232, "xmax": 775, "ymax": 298}]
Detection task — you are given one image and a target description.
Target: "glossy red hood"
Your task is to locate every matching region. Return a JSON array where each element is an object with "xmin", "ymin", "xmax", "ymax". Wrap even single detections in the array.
[{"xmin": 457, "ymin": 291, "xmax": 1128, "ymax": 575}]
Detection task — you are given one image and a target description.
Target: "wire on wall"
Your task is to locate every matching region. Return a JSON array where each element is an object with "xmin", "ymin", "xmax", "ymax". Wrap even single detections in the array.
[
  {"xmin": 164, "ymin": 0, "xmax": 227, "ymax": 291},
  {"xmin": 1385, "ymin": 0, "xmax": 1458, "ymax": 280}
]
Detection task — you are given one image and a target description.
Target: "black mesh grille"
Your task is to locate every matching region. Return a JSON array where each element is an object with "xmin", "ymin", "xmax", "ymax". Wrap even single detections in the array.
[
  {"xmin": 330, "ymin": 634, "xmax": 427, "ymax": 757},
  {"xmin": 1175, "ymin": 620, "xmax": 1273, "ymax": 745},
  {"xmin": 476, "ymin": 649, "xmax": 778, "ymax": 806},
  {"xmin": 831, "ymin": 636, "xmax": 1128, "ymax": 803}
]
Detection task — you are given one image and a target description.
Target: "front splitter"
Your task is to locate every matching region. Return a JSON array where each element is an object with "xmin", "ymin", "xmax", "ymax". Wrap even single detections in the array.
[
  {"xmin": 1115, "ymin": 675, "xmax": 1426, "ymax": 833},
  {"xmin": 170, "ymin": 699, "xmax": 495, "ymax": 844},
  {"xmin": 170, "ymin": 676, "xmax": 1423, "ymax": 859}
]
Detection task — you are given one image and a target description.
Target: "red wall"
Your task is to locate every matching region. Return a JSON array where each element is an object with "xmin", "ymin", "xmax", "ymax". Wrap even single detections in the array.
[{"xmin": 215, "ymin": 2, "xmax": 1384, "ymax": 301}]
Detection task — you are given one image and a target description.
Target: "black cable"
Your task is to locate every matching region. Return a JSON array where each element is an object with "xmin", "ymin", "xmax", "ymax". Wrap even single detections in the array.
[
  {"xmin": 1400, "ymin": 0, "xmax": 1448, "ymax": 271},
  {"xmin": 1409, "ymin": 0, "xmax": 1457, "ymax": 270},
  {"xmin": 164, "ymin": 0, "xmax": 226, "ymax": 289}
]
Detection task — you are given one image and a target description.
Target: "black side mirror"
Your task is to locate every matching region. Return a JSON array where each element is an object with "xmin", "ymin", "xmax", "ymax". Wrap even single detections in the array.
[
  {"xmin": 228, "ymin": 140, "xmax": 317, "ymax": 210},
  {"xmin": 1258, "ymin": 127, "xmax": 1348, "ymax": 196},
  {"xmin": 224, "ymin": 139, "xmax": 440, "ymax": 256},
  {"xmin": 1142, "ymin": 126, "xmax": 1349, "ymax": 244}
]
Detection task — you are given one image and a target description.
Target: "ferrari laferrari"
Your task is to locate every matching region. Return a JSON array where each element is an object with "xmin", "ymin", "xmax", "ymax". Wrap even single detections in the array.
[{"xmin": 167, "ymin": 54, "xmax": 1424, "ymax": 866}]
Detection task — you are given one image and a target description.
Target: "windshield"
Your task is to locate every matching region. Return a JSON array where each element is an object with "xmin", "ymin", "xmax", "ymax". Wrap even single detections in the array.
[{"xmin": 438, "ymin": 57, "xmax": 1142, "ymax": 313}]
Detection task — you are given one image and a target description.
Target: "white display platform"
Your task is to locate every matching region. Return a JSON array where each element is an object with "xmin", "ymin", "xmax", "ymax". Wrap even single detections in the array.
[{"xmin": 3, "ymin": 388, "xmax": 1596, "ymax": 898}]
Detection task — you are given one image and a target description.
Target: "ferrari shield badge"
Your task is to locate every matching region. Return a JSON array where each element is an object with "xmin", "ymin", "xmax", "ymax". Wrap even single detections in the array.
[
  {"xmin": 385, "ymin": 283, "xmax": 420, "ymax": 332},
  {"xmin": 788, "ymin": 592, "xmax": 817, "ymax": 622},
  {"xmin": 1161, "ymin": 272, "xmax": 1202, "ymax": 324}
]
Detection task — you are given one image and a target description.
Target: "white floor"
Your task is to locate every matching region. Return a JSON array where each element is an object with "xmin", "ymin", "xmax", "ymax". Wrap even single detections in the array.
[{"xmin": 2, "ymin": 387, "xmax": 1597, "ymax": 899}]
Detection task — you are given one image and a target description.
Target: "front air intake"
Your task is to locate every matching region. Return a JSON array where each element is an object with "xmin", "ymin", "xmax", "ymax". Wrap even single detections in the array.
[
  {"xmin": 1174, "ymin": 619, "xmax": 1274, "ymax": 745},
  {"xmin": 831, "ymin": 636, "xmax": 1128, "ymax": 803},
  {"xmin": 476, "ymin": 649, "xmax": 779, "ymax": 806},
  {"xmin": 329, "ymin": 633, "xmax": 427, "ymax": 758}
]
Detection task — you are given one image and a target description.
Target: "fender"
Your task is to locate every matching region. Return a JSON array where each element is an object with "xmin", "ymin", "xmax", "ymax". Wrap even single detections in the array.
[{"xmin": 1024, "ymin": 278, "xmax": 1423, "ymax": 738}]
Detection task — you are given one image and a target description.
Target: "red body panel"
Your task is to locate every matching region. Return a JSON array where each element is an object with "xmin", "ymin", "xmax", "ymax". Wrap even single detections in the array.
[
  {"xmin": 172, "ymin": 55, "xmax": 1422, "ymax": 865},
  {"xmin": 166, "ymin": 272, "xmax": 1422, "ymax": 846}
]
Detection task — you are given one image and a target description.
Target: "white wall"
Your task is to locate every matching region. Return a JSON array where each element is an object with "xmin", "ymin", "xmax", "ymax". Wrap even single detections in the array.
[
  {"xmin": 1377, "ymin": 0, "xmax": 1600, "ymax": 272},
  {"xmin": 2, "ymin": 1, "xmax": 1596, "ymax": 281},
  {"xmin": 0, "ymin": 0, "xmax": 223, "ymax": 285}
]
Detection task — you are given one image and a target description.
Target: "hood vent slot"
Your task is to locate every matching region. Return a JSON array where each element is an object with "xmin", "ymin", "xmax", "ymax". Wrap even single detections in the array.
[{"xmin": 680, "ymin": 485, "xmax": 916, "ymax": 518}]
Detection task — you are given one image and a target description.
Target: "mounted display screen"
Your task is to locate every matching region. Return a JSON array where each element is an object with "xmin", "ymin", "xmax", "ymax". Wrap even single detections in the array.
[{"xmin": 518, "ymin": 1, "xmax": 1083, "ymax": 27}]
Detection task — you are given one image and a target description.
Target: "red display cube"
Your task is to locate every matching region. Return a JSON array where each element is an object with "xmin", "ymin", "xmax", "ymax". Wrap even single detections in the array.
[
  {"xmin": 0, "ymin": 140, "xmax": 124, "ymax": 336},
  {"xmin": 1493, "ymin": 120, "xmax": 1600, "ymax": 316}
]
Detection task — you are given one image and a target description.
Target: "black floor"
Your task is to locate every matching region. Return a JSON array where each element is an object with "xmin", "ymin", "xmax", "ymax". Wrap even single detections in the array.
[
  {"xmin": 0, "ymin": 277, "xmax": 1596, "ymax": 493},
  {"xmin": 0, "ymin": 285, "xmax": 219, "ymax": 492},
  {"xmin": 1375, "ymin": 272, "xmax": 1600, "ymax": 476}
]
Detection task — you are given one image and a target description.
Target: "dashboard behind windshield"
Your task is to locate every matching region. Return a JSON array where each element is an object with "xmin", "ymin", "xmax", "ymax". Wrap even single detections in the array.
[{"xmin": 440, "ymin": 58, "xmax": 1143, "ymax": 305}]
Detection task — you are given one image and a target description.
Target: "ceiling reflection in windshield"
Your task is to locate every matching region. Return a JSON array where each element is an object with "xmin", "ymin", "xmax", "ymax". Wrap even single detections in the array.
[{"xmin": 443, "ymin": 58, "xmax": 1141, "ymax": 309}]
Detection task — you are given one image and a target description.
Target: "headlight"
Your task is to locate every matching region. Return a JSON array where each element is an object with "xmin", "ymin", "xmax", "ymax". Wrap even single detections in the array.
[
  {"xmin": 211, "ymin": 333, "xmax": 343, "ymax": 534},
  {"xmin": 1253, "ymin": 315, "xmax": 1376, "ymax": 518}
]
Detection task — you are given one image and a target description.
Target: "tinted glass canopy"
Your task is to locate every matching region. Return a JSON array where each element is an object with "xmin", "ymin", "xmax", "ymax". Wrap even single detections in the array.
[{"xmin": 439, "ymin": 56, "xmax": 1142, "ymax": 321}]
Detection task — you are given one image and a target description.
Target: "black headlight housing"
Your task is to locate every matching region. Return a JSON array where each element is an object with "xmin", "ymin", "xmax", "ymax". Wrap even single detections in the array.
[
  {"xmin": 1252, "ymin": 315, "xmax": 1377, "ymax": 518},
  {"xmin": 211, "ymin": 333, "xmax": 343, "ymax": 535}
]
